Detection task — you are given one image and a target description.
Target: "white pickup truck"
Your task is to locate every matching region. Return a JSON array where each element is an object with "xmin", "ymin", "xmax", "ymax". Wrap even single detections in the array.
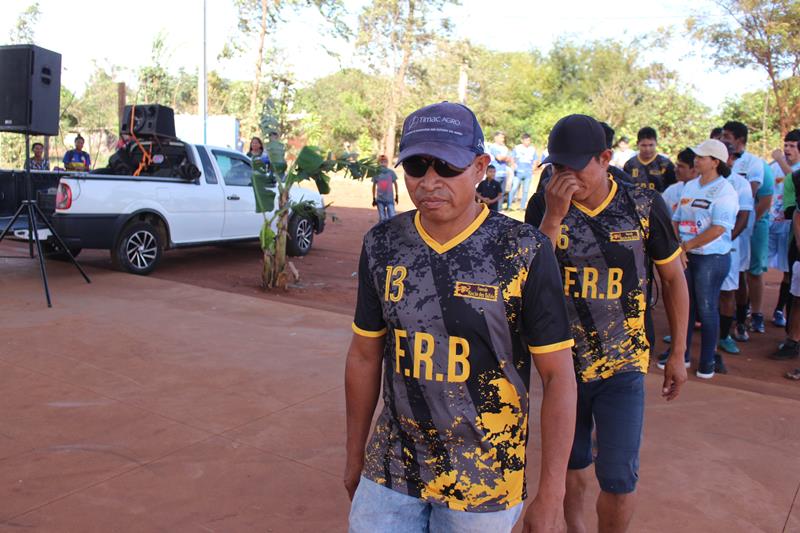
[{"xmin": 48, "ymin": 143, "xmax": 326, "ymax": 275}]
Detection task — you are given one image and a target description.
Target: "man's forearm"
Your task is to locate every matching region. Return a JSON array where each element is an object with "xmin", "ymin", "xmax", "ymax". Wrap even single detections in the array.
[
  {"xmin": 539, "ymin": 213, "xmax": 562, "ymax": 251},
  {"xmin": 660, "ymin": 270, "xmax": 689, "ymax": 355},
  {"xmin": 755, "ymin": 197, "xmax": 771, "ymax": 220},
  {"xmin": 345, "ymin": 347, "xmax": 383, "ymax": 463},
  {"xmin": 536, "ymin": 357, "xmax": 576, "ymax": 500},
  {"xmin": 731, "ymin": 211, "xmax": 749, "ymax": 240}
]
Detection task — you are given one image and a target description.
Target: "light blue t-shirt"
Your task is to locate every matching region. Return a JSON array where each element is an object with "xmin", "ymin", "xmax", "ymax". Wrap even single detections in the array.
[
  {"xmin": 731, "ymin": 151, "xmax": 764, "ymax": 189},
  {"xmin": 512, "ymin": 144, "xmax": 537, "ymax": 176},
  {"xmin": 487, "ymin": 143, "xmax": 509, "ymax": 178},
  {"xmin": 753, "ymin": 161, "xmax": 775, "ymax": 222},
  {"xmin": 673, "ymin": 176, "xmax": 739, "ymax": 255}
]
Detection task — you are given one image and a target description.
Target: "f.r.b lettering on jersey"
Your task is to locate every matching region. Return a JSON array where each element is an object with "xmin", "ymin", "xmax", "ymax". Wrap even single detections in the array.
[
  {"xmin": 562, "ymin": 266, "xmax": 623, "ymax": 300},
  {"xmin": 393, "ymin": 329, "xmax": 471, "ymax": 383}
]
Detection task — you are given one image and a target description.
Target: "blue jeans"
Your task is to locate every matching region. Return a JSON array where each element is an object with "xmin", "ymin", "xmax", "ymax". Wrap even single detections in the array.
[
  {"xmin": 349, "ymin": 477, "xmax": 523, "ymax": 533},
  {"xmin": 684, "ymin": 253, "xmax": 730, "ymax": 372},
  {"xmin": 376, "ymin": 200, "xmax": 396, "ymax": 222},
  {"xmin": 507, "ymin": 170, "xmax": 532, "ymax": 210}
]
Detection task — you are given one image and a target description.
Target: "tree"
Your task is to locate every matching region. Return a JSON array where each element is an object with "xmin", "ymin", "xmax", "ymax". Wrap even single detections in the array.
[
  {"xmin": 228, "ymin": 0, "xmax": 348, "ymax": 135},
  {"xmin": 687, "ymin": 0, "xmax": 800, "ymax": 134},
  {"xmin": 8, "ymin": 1, "xmax": 40, "ymax": 44},
  {"xmin": 356, "ymin": 0, "xmax": 459, "ymax": 161}
]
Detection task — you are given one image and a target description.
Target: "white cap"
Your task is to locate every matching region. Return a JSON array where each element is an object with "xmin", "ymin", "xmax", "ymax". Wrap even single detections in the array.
[{"xmin": 691, "ymin": 139, "xmax": 729, "ymax": 162}]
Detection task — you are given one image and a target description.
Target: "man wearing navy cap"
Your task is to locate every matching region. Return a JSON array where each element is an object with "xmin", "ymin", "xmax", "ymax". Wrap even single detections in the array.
[
  {"xmin": 345, "ymin": 102, "xmax": 578, "ymax": 532},
  {"xmin": 526, "ymin": 114, "xmax": 689, "ymax": 532}
]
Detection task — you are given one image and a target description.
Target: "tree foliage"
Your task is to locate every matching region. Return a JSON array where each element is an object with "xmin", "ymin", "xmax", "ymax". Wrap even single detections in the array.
[
  {"xmin": 687, "ymin": 0, "xmax": 800, "ymax": 134},
  {"xmin": 8, "ymin": 1, "xmax": 40, "ymax": 45}
]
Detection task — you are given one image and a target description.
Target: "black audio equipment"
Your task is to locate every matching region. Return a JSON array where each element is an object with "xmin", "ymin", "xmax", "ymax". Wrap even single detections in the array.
[
  {"xmin": 0, "ymin": 45, "xmax": 61, "ymax": 136},
  {"xmin": 120, "ymin": 104, "xmax": 176, "ymax": 138}
]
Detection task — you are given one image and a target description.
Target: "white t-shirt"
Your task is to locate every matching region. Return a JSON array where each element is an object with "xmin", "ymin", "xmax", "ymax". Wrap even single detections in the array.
[
  {"xmin": 662, "ymin": 181, "xmax": 687, "ymax": 218},
  {"xmin": 673, "ymin": 176, "xmax": 739, "ymax": 255},
  {"xmin": 731, "ymin": 151, "xmax": 764, "ymax": 189}
]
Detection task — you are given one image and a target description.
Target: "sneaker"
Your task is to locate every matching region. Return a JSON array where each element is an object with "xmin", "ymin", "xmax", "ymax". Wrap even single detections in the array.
[
  {"xmin": 656, "ymin": 351, "xmax": 691, "ymax": 370},
  {"xmin": 771, "ymin": 340, "xmax": 800, "ymax": 360},
  {"xmin": 718, "ymin": 335, "xmax": 740, "ymax": 355},
  {"xmin": 773, "ymin": 310, "xmax": 787, "ymax": 328},
  {"xmin": 714, "ymin": 353, "xmax": 728, "ymax": 374},
  {"xmin": 662, "ymin": 335, "xmax": 671, "ymax": 344},
  {"xmin": 734, "ymin": 323, "xmax": 750, "ymax": 342},
  {"xmin": 750, "ymin": 313, "xmax": 765, "ymax": 333},
  {"xmin": 696, "ymin": 365, "xmax": 715, "ymax": 379}
]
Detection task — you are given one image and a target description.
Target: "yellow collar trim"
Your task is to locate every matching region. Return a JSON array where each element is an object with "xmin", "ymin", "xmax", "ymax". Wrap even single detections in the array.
[
  {"xmin": 414, "ymin": 204, "xmax": 489, "ymax": 254},
  {"xmin": 572, "ymin": 176, "xmax": 617, "ymax": 217},
  {"xmin": 637, "ymin": 154, "xmax": 657, "ymax": 166}
]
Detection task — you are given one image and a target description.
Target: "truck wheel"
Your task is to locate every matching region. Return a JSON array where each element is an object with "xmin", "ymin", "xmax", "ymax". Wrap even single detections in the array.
[
  {"xmin": 287, "ymin": 215, "xmax": 314, "ymax": 257},
  {"xmin": 112, "ymin": 221, "xmax": 162, "ymax": 275},
  {"xmin": 43, "ymin": 241, "xmax": 82, "ymax": 261}
]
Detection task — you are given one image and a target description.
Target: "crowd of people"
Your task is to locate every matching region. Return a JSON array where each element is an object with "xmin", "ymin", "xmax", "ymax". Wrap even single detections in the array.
[{"xmin": 346, "ymin": 102, "xmax": 798, "ymax": 531}]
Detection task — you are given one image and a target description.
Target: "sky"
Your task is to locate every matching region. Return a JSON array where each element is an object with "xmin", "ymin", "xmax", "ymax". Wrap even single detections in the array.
[{"xmin": 2, "ymin": 0, "xmax": 767, "ymax": 112}]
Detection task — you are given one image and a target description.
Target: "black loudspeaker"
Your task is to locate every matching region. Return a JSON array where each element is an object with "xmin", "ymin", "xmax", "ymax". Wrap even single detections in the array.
[
  {"xmin": 0, "ymin": 44, "xmax": 61, "ymax": 136},
  {"xmin": 120, "ymin": 104, "xmax": 176, "ymax": 138}
]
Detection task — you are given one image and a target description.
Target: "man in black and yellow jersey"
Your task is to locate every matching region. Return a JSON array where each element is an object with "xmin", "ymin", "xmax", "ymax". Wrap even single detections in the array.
[
  {"xmin": 623, "ymin": 126, "xmax": 676, "ymax": 192},
  {"xmin": 526, "ymin": 114, "xmax": 689, "ymax": 533},
  {"xmin": 344, "ymin": 102, "xmax": 577, "ymax": 533}
]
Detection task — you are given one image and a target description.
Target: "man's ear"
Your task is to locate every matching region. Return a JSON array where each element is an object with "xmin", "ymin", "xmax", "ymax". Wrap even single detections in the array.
[
  {"xmin": 598, "ymin": 149, "xmax": 613, "ymax": 168},
  {"xmin": 473, "ymin": 154, "xmax": 491, "ymax": 183}
]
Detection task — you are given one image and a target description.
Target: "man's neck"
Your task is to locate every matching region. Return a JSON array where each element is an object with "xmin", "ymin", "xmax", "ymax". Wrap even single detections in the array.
[
  {"xmin": 419, "ymin": 203, "xmax": 483, "ymax": 245},
  {"xmin": 578, "ymin": 175, "xmax": 612, "ymax": 211}
]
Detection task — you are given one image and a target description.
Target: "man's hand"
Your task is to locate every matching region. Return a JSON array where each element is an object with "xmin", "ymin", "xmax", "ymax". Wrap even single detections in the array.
[
  {"xmin": 544, "ymin": 171, "xmax": 580, "ymax": 223},
  {"xmin": 772, "ymin": 148, "xmax": 786, "ymax": 163},
  {"xmin": 662, "ymin": 350, "xmax": 688, "ymax": 401},
  {"xmin": 523, "ymin": 494, "xmax": 566, "ymax": 532},
  {"xmin": 343, "ymin": 456, "xmax": 364, "ymax": 501},
  {"xmin": 371, "ymin": 199, "xmax": 377, "ymax": 207}
]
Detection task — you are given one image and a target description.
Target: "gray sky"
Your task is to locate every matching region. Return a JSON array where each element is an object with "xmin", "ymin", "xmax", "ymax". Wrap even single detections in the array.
[{"xmin": 2, "ymin": 0, "xmax": 766, "ymax": 111}]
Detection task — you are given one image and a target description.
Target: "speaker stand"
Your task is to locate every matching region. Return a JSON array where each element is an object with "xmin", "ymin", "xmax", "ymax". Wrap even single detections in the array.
[{"xmin": 0, "ymin": 133, "xmax": 90, "ymax": 307}]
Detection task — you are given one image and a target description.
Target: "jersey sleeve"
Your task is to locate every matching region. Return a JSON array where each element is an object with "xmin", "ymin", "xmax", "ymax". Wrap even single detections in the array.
[
  {"xmin": 711, "ymin": 187, "xmax": 739, "ymax": 230},
  {"xmin": 664, "ymin": 160, "xmax": 676, "ymax": 188},
  {"xmin": 524, "ymin": 191, "xmax": 546, "ymax": 227},
  {"xmin": 647, "ymin": 193, "xmax": 681, "ymax": 265},
  {"xmin": 623, "ymin": 158, "xmax": 633, "ymax": 175},
  {"xmin": 747, "ymin": 156, "xmax": 764, "ymax": 186},
  {"xmin": 521, "ymin": 241, "xmax": 574, "ymax": 355},
  {"xmin": 737, "ymin": 180, "xmax": 754, "ymax": 211},
  {"xmin": 62, "ymin": 150, "xmax": 70, "ymax": 164},
  {"xmin": 352, "ymin": 244, "xmax": 387, "ymax": 338}
]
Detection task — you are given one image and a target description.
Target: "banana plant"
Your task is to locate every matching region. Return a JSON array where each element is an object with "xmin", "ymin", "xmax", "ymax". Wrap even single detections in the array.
[{"xmin": 251, "ymin": 146, "xmax": 379, "ymax": 290}]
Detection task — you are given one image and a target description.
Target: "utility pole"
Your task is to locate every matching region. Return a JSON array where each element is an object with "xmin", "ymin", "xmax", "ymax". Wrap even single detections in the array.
[
  {"xmin": 457, "ymin": 62, "xmax": 468, "ymax": 104},
  {"xmin": 198, "ymin": 0, "xmax": 208, "ymax": 144}
]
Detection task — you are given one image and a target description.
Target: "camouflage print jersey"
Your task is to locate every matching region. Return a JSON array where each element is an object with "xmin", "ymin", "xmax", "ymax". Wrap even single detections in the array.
[
  {"xmin": 623, "ymin": 154, "xmax": 677, "ymax": 193},
  {"xmin": 526, "ymin": 177, "xmax": 681, "ymax": 383},
  {"xmin": 352, "ymin": 204, "xmax": 573, "ymax": 512}
]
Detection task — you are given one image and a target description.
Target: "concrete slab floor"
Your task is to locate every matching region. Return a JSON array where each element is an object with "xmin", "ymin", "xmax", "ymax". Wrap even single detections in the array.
[{"xmin": 1, "ymin": 260, "xmax": 799, "ymax": 532}]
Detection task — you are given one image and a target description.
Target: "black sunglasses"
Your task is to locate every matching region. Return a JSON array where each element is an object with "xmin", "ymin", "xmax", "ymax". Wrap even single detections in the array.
[{"xmin": 402, "ymin": 156, "xmax": 471, "ymax": 178}]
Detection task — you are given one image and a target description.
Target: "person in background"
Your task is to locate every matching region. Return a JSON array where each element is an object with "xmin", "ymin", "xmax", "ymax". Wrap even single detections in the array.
[
  {"xmin": 710, "ymin": 127, "xmax": 723, "ymax": 140},
  {"xmin": 476, "ymin": 164, "xmax": 503, "ymax": 211},
  {"xmin": 623, "ymin": 127, "xmax": 676, "ymax": 192},
  {"xmin": 717, "ymin": 141, "xmax": 753, "ymax": 361},
  {"xmin": 508, "ymin": 133, "xmax": 537, "ymax": 210},
  {"xmin": 371, "ymin": 154, "xmax": 398, "ymax": 222},
  {"xmin": 25, "ymin": 142, "xmax": 49, "ymax": 171},
  {"xmin": 746, "ymin": 159, "xmax": 774, "ymax": 333},
  {"xmin": 611, "ymin": 136, "xmax": 635, "ymax": 168},
  {"xmin": 63, "ymin": 135, "xmax": 90, "ymax": 171},
  {"xmin": 247, "ymin": 136, "xmax": 266, "ymax": 159},
  {"xmin": 668, "ymin": 139, "xmax": 738, "ymax": 379},
  {"xmin": 662, "ymin": 148, "xmax": 696, "ymax": 218},
  {"xmin": 721, "ymin": 121, "xmax": 764, "ymax": 342},
  {"xmin": 600, "ymin": 123, "xmax": 633, "ymax": 184},
  {"xmin": 486, "ymin": 131, "xmax": 511, "ymax": 207},
  {"xmin": 768, "ymin": 144, "xmax": 793, "ymax": 328}
]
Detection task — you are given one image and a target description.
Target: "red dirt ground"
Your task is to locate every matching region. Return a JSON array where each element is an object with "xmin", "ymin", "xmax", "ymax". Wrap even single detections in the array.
[{"xmin": 74, "ymin": 176, "xmax": 800, "ymax": 401}]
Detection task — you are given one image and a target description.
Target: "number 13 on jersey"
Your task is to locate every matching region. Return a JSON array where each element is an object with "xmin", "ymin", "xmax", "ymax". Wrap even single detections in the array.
[{"xmin": 385, "ymin": 266, "xmax": 407, "ymax": 302}]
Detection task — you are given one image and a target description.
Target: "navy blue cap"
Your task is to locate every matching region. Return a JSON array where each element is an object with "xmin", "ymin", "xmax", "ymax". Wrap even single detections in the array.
[
  {"xmin": 397, "ymin": 102, "xmax": 485, "ymax": 168},
  {"xmin": 542, "ymin": 114, "xmax": 607, "ymax": 170}
]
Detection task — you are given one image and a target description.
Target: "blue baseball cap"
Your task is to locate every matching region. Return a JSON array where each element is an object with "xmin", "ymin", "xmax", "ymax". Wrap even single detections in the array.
[
  {"xmin": 396, "ymin": 102, "xmax": 485, "ymax": 168},
  {"xmin": 542, "ymin": 114, "xmax": 607, "ymax": 170}
]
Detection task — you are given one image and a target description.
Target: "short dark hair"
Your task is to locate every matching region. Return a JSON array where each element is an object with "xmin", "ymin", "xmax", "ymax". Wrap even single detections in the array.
[
  {"xmin": 710, "ymin": 127, "xmax": 723, "ymax": 139},
  {"xmin": 722, "ymin": 121, "xmax": 748, "ymax": 143},
  {"xmin": 677, "ymin": 148, "xmax": 695, "ymax": 166},
  {"xmin": 619, "ymin": 136, "xmax": 629, "ymax": 144},
  {"xmin": 637, "ymin": 127, "xmax": 657, "ymax": 143},
  {"xmin": 487, "ymin": 164, "xmax": 496, "ymax": 170},
  {"xmin": 521, "ymin": 133, "xmax": 531, "ymax": 140},
  {"xmin": 32, "ymin": 142, "xmax": 44, "ymax": 149},
  {"xmin": 785, "ymin": 129, "xmax": 800, "ymax": 143},
  {"xmin": 599, "ymin": 122, "xmax": 615, "ymax": 150}
]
